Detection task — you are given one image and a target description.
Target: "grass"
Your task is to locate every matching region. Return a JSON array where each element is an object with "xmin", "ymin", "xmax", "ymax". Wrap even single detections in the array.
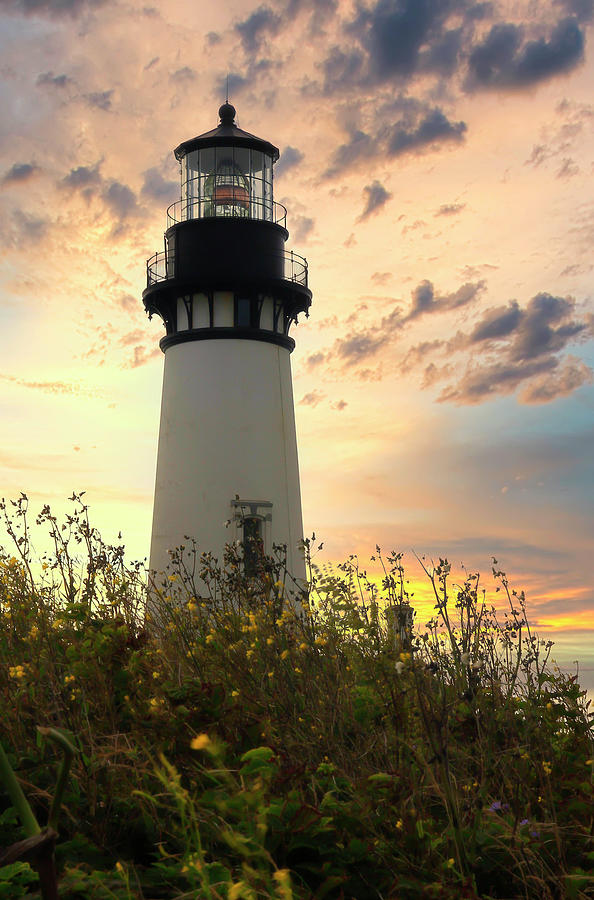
[{"xmin": 0, "ymin": 493, "xmax": 593, "ymax": 899}]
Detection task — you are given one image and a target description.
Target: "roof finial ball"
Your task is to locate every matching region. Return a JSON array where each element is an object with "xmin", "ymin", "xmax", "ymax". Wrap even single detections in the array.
[{"xmin": 219, "ymin": 102, "xmax": 236, "ymax": 125}]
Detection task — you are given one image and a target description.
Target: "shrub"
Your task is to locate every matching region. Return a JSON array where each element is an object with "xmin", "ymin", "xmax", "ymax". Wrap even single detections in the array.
[{"xmin": 0, "ymin": 495, "xmax": 593, "ymax": 898}]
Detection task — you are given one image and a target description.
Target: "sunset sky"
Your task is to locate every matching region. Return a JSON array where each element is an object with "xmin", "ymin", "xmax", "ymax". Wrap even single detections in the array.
[{"xmin": 0, "ymin": 0, "xmax": 593, "ymax": 686}]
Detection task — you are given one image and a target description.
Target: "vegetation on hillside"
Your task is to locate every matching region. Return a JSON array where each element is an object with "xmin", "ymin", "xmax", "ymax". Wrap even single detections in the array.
[{"xmin": 0, "ymin": 494, "xmax": 593, "ymax": 899}]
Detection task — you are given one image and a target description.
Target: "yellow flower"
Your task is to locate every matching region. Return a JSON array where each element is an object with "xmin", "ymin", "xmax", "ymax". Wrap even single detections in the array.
[
  {"xmin": 205, "ymin": 634, "xmax": 215, "ymax": 644},
  {"xmin": 447, "ymin": 858, "xmax": 455, "ymax": 868},
  {"xmin": 191, "ymin": 733, "xmax": 211, "ymax": 751},
  {"xmin": 267, "ymin": 671, "xmax": 274, "ymax": 678},
  {"xmin": 246, "ymin": 649, "xmax": 255, "ymax": 658},
  {"xmin": 273, "ymin": 868, "xmax": 292, "ymax": 899},
  {"xmin": 231, "ymin": 690, "xmax": 239, "ymax": 697},
  {"xmin": 299, "ymin": 643, "xmax": 308, "ymax": 651},
  {"xmin": 229, "ymin": 883, "xmax": 245, "ymax": 900},
  {"xmin": 396, "ymin": 819, "xmax": 403, "ymax": 830},
  {"xmin": 294, "ymin": 667, "xmax": 302, "ymax": 674},
  {"xmin": 187, "ymin": 601, "xmax": 197, "ymax": 612},
  {"xmin": 115, "ymin": 861, "xmax": 125, "ymax": 874},
  {"xmin": 266, "ymin": 637, "xmax": 274, "ymax": 645},
  {"xmin": 280, "ymin": 649, "xmax": 290, "ymax": 660},
  {"xmin": 168, "ymin": 574, "xmax": 178, "ymax": 582},
  {"xmin": 399, "ymin": 652, "xmax": 412, "ymax": 662},
  {"xmin": 64, "ymin": 674, "xmax": 75, "ymax": 684},
  {"xmin": 152, "ymin": 671, "xmax": 160, "ymax": 679}
]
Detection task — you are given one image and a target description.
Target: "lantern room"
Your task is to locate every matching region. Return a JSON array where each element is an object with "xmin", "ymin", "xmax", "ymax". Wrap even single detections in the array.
[{"xmin": 174, "ymin": 103, "xmax": 278, "ymax": 223}]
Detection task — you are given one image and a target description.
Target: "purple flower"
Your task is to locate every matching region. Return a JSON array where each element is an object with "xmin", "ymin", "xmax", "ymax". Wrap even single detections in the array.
[
  {"xmin": 519, "ymin": 819, "xmax": 529, "ymax": 826},
  {"xmin": 489, "ymin": 801, "xmax": 502, "ymax": 811}
]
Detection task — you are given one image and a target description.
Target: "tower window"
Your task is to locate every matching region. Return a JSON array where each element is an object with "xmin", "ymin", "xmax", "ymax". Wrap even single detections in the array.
[
  {"xmin": 243, "ymin": 516, "xmax": 264, "ymax": 576},
  {"xmin": 236, "ymin": 297, "xmax": 251, "ymax": 328}
]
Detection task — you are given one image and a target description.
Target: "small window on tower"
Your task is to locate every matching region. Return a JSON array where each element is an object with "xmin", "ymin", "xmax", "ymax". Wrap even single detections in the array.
[
  {"xmin": 243, "ymin": 516, "xmax": 263, "ymax": 576},
  {"xmin": 237, "ymin": 297, "xmax": 251, "ymax": 328}
]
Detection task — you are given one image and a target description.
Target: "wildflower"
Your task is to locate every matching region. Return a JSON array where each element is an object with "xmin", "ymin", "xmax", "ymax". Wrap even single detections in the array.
[
  {"xmin": 64, "ymin": 674, "xmax": 76, "ymax": 684},
  {"xmin": 280, "ymin": 649, "xmax": 290, "ymax": 660},
  {"xmin": 231, "ymin": 690, "xmax": 239, "ymax": 697},
  {"xmin": 519, "ymin": 819, "xmax": 529, "ymax": 826},
  {"xmin": 9, "ymin": 665, "xmax": 26, "ymax": 680},
  {"xmin": 246, "ymin": 649, "xmax": 254, "ymax": 658},
  {"xmin": 168, "ymin": 574, "xmax": 177, "ymax": 582},
  {"xmin": 273, "ymin": 869, "xmax": 292, "ymax": 899},
  {"xmin": 152, "ymin": 671, "xmax": 160, "ymax": 679},
  {"xmin": 190, "ymin": 733, "xmax": 211, "ymax": 751},
  {"xmin": 187, "ymin": 600, "xmax": 197, "ymax": 612},
  {"xmin": 229, "ymin": 883, "xmax": 246, "ymax": 900},
  {"xmin": 266, "ymin": 637, "xmax": 274, "ymax": 645},
  {"xmin": 294, "ymin": 667, "xmax": 302, "ymax": 674},
  {"xmin": 299, "ymin": 643, "xmax": 308, "ymax": 651},
  {"xmin": 447, "ymin": 858, "xmax": 455, "ymax": 868},
  {"xmin": 274, "ymin": 581, "xmax": 284, "ymax": 592},
  {"xmin": 149, "ymin": 697, "xmax": 164, "ymax": 710},
  {"xmin": 543, "ymin": 761, "xmax": 552, "ymax": 776},
  {"xmin": 395, "ymin": 661, "xmax": 405, "ymax": 675},
  {"xmin": 115, "ymin": 861, "xmax": 125, "ymax": 874},
  {"xmin": 399, "ymin": 652, "xmax": 411, "ymax": 662},
  {"xmin": 205, "ymin": 634, "xmax": 215, "ymax": 644},
  {"xmin": 267, "ymin": 671, "xmax": 274, "ymax": 678},
  {"xmin": 586, "ymin": 759, "xmax": 593, "ymax": 766},
  {"xmin": 396, "ymin": 819, "xmax": 403, "ymax": 830},
  {"xmin": 314, "ymin": 637, "xmax": 327, "ymax": 646}
]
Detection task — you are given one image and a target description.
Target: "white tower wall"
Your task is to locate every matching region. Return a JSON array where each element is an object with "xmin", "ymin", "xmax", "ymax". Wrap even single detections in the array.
[{"xmin": 149, "ymin": 332, "xmax": 305, "ymax": 582}]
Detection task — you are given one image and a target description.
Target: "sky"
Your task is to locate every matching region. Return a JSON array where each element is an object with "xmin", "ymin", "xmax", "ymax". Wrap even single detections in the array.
[{"xmin": 0, "ymin": 0, "xmax": 593, "ymax": 688}]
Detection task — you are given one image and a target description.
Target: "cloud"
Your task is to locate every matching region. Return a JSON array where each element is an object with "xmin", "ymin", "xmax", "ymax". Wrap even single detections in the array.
[
  {"xmin": 61, "ymin": 163, "xmax": 102, "ymax": 192},
  {"xmin": 306, "ymin": 351, "xmax": 326, "ymax": 369},
  {"xmin": 124, "ymin": 344, "xmax": 161, "ymax": 368},
  {"xmin": 170, "ymin": 67, "xmax": 196, "ymax": 82},
  {"xmin": 236, "ymin": 5, "xmax": 281, "ymax": 52},
  {"xmin": 412, "ymin": 292, "xmax": 593, "ymax": 404},
  {"xmin": 466, "ymin": 18, "xmax": 585, "ymax": 89},
  {"xmin": 556, "ymin": 0, "xmax": 594, "ymax": 21},
  {"xmin": 4, "ymin": 210, "xmax": 48, "ymax": 244},
  {"xmin": 358, "ymin": 180, "xmax": 392, "ymax": 220},
  {"xmin": 556, "ymin": 157, "xmax": 579, "ymax": 178},
  {"xmin": 292, "ymin": 215, "xmax": 315, "ymax": 241},
  {"xmin": 407, "ymin": 279, "xmax": 486, "ymax": 319},
  {"xmin": 2, "ymin": 162, "xmax": 40, "ymax": 185},
  {"xmin": 275, "ymin": 146, "xmax": 304, "ymax": 177},
  {"xmin": 141, "ymin": 167, "xmax": 178, "ymax": 202},
  {"xmin": 0, "ymin": 0, "xmax": 105, "ymax": 16},
  {"xmin": 388, "ymin": 108, "xmax": 467, "ymax": 156},
  {"xmin": 519, "ymin": 357, "xmax": 593, "ymax": 403},
  {"xmin": 299, "ymin": 390, "xmax": 325, "ymax": 407},
  {"xmin": 0, "ymin": 373, "xmax": 90, "ymax": 395},
  {"xmin": 84, "ymin": 90, "xmax": 113, "ymax": 111},
  {"xmin": 469, "ymin": 293, "xmax": 586, "ymax": 361},
  {"xmin": 435, "ymin": 202, "xmax": 465, "ymax": 216},
  {"xmin": 103, "ymin": 181, "xmax": 139, "ymax": 220},
  {"xmin": 36, "ymin": 71, "xmax": 72, "ymax": 88}
]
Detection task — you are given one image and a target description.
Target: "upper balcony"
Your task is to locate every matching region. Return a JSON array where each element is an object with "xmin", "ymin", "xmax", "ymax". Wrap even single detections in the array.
[{"xmin": 165, "ymin": 193, "xmax": 287, "ymax": 229}]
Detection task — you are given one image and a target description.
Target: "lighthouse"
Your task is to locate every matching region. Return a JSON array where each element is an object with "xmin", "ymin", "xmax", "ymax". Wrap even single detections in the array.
[{"xmin": 143, "ymin": 103, "xmax": 312, "ymax": 584}]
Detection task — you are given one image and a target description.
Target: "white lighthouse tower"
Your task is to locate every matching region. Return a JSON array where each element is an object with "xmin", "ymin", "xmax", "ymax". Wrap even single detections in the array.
[{"xmin": 143, "ymin": 103, "xmax": 312, "ymax": 583}]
